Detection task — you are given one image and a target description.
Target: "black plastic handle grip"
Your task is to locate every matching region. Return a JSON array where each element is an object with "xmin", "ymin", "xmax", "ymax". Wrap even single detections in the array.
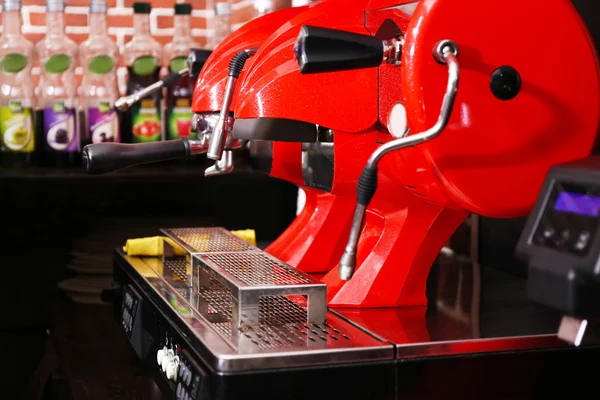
[
  {"xmin": 294, "ymin": 25, "xmax": 384, "ymax": 74},
  {"xmin": 82, "ymin": 138, "xmax": 191, "ymax": 175}
]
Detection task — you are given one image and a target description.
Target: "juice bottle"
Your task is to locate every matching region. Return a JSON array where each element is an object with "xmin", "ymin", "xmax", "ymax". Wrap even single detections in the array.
[
  {"xmin": 163, "ymin": 3, "xmax": 200, "ymax": 141},
  {"xmin": 79, "ymin": 0, "xmax": 120, "ymax": 146},
  {"xmin": 36, "ymin": 0, "xmax": 79, "ymax": 167},
  {"xmin": 207, "ymin": 2, "xmax": 231, "ymax": 50},
  {"xmin": 121, "ymin": 2, "xmax": 163, "ymax": 143},
  {"xmin": 0, "ymin": 0, "xmax": 35, "ymax": 168}
]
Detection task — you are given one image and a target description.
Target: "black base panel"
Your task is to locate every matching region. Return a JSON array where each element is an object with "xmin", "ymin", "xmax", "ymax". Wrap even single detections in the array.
[{"xmin": 396, "ymin": 346, "xmax": 600, "ymax": 399}]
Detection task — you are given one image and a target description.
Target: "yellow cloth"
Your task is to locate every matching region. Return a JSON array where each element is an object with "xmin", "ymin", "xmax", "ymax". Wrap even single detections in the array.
[
  {"xmin": 122, "ymin": 229, "xmax": 256, "ymax": 256},
  {"xmin": 230, "ymin": 229, "xmax": 256, "ymax": 246},
  {"xmin": 123, "ymin": 236, "xmax": 186, "ymax": 257}
]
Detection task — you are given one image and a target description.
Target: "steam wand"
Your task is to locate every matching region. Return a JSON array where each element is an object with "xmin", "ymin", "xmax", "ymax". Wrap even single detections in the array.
[
  {"xmin": 115, "ymin": 68, "xmax": 189, "ymax": 112},
  {"xmin": 339, "ymin": 41, "xmax": 460, "ymax": 280},
  {"xmin": 204, "ymin": 47, "xmax": 259, "ymax": 177}
]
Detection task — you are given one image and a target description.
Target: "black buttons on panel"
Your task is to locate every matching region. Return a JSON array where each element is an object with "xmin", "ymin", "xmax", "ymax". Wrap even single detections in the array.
[
  {"xmin": 122, "ymin": 286, "xmax": 139, "ymax": 338},
  {"xmin": 175, "ymin": 351, "xmax": 202, "ymax": 400},
  {"xmin": 535, "ymin": 222, "xmax": 594, "ymax": 255}
]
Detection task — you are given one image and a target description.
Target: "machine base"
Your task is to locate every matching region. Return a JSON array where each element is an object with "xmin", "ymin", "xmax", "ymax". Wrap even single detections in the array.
[{"xmin": 111, "ymin": 227, "xmax": 600, "ymax": 399}]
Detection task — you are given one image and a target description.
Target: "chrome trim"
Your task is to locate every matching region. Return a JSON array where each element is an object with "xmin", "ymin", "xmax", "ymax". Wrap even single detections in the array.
[{"xmin": 339, "ymin": 40, "xmax": 460, "ymax": 281}]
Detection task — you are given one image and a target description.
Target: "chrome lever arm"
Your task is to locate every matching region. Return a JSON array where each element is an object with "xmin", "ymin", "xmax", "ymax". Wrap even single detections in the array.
[{"xmin": 338, "ymin": 40, "xmax": 460, "ymax": 281}]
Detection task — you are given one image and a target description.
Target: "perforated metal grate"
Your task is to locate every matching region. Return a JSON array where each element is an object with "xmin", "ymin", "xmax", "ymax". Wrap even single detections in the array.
[
  {"xmin": 168, "ymin": 228, "xmax": 251, "ymax": 252},
  {"xmin": 192, "ymin": 277, "xmax": 342, "ymax": 348},
  {"xmin": 203, "ymin": 252, "xmax": 312, "ymax": 286},
  {"xmin": 164, "ymin": 258, "xmax": 188, "ymax": 283}
]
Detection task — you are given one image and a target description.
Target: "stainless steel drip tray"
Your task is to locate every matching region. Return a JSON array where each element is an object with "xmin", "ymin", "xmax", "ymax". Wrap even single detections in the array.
[{"xmin": 123, "ymin": 254, "xmax": 394, "ymax": 373}]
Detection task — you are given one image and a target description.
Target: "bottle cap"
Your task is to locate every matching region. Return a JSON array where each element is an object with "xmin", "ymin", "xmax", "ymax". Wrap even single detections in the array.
[
  {"xmin": 174, "ymin": 3, "xmax": 191, "ymax": 15},
  {"xmin": 46, "ymin": 0, "xmax": 65, "ymax": 12},
  {"xmin": 253, "ymin": 0, "xmax": 273, "ymax": 13},
  {"xmin": 1, "ymin": 0, "xmax": 22, "ymax": 12},
  {"xmin": 214, "ymin": 2, "xmax": 231, "ymax": 16},
  {"xmin": 132, "ymin": 2, "xmax": 151, "ymax": 14},
  {"xmin": 89, "ymin": 0, "xmax": 107, "ymax": 13}
]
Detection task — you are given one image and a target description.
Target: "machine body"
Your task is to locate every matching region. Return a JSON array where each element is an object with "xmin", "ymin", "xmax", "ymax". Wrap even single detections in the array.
[
  {"xmin": 191, "ymin": 5, "xmax": 355, "ymax": 273},
  {"xmin": 233, "ymin": 0, "xmax": 600, "ymax": 308},
  {"xmin": 96, "ymin": 0, "xmax": 600, "ymax": 398}
]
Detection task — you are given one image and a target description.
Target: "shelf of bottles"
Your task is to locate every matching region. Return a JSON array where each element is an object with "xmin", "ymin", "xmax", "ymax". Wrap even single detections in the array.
[{"xmin": 0, "ymin": 0, "xmax": 306, "ymax": 174}]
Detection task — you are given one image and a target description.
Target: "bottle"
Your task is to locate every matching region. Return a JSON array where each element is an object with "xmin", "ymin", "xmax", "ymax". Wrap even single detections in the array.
[
  {"xmin": 0, "ymin": 0, "xmax": 35, "ymax": 168},
  {"xmin": 163, "ymin": 3, "xmax": 200, "ymax": 141},
  {"xmin": 253, "ymin": 0, "xmax": 274, "ymax": 17},
  {"xmin": 121, "ymin": 2, "xmax": 163, "ymax": 143},
  {"xmin": 36, "ymin": 0, "xmax": 79, "ymax": 167},
  {"xmin": 79, "ymin": 0, "xmax": 120, "ymax": 147},
  {"xmin": 207, "ymin": 2, "xmax": 231, "ymax": 50}
]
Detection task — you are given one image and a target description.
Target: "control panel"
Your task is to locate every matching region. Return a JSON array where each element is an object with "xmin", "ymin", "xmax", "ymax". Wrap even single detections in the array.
[
  {"xmin": 156, "ymin": 330, "xmax": 182, "ymax": 383},
  {"xmin": 530, "ymin": 181, "xmax": 600, "ymax": 256},
  {"xmin": 120, "ymin": 284, "xmax": 155, "ymax": 360},
  {"xmin": 175, "ymin": 349, "xmax": 205, "ymax": 400},
  {"xmin": 122, "ymin": 285, "xmax": 140, "ymax": 338},
  {"xmin": 516, "ymin": 156, "xmax": 600, "ymax": 316}
]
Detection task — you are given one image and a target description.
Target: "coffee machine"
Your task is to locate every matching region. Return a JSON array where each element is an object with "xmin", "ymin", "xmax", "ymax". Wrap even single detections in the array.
[
  {"xmin": 85, "ymin": 0, "xmax": 600, "ymax": 398},
  {"xmin": 189, "ymin": 3, "xmax": 355, "ymax": 273}
]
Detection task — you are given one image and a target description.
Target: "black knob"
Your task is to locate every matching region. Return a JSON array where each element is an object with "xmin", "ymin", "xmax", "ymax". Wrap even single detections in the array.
[
  {"xmin": 490, "ymin": 66, "xmax": 521, "ymax": 101},
  {"xmin": 294, "ymin": 25, "xmax": 384, "ymax": 74},
  {"xmin": 82, "ymin": 139, "xmax": 191, "ymax": 175},
  {"xmin": 187, "ymin": 49, "xmax": 212, "ymax": 79}
]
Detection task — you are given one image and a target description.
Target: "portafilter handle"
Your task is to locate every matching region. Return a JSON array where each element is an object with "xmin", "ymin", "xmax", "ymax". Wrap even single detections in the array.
[
  {"xmin": 82, "ymin": 138, "xmax": 208, "ymax": 175},
  {"xmin": 294, "ymin": 25, "xmax": 403, "ymax": 74}
]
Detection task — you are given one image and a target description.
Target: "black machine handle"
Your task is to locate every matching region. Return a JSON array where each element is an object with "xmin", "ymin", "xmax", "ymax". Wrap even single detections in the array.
[
  {"xmin": 294, "ymin": 25, "xmax": 385, "ymax": 74},
  {"xmin": 82, "ymin": 138, "xmax": 191, "ymax": 175}
]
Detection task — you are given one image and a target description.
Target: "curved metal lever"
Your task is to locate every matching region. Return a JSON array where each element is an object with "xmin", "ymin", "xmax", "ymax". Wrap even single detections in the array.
[{"xmin": 338, "ymin": 40, "xmax": 460, "ymax": 281}]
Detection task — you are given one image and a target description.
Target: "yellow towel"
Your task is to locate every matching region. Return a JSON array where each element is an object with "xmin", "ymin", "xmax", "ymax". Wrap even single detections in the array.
[
  {"xmin": 230, "ymin": 229, "xmax": 256, "ymax": 246},
  {"xmin": 123, "ymin": 236, "xmax": 187, "ymax": 257},
  {"xmin": 122, "ymin": 229, "xmax": 256, "ymax": 256}
]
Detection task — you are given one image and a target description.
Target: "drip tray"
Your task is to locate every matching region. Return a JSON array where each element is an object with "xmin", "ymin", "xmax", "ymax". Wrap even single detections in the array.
[{"xmin": 123, "ymin": 227, "xmax": 393, "ymax": 372}]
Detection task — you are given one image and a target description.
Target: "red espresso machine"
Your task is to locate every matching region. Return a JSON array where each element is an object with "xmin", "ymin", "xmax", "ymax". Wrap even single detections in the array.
[
  {"xmin": 84, "ymin": 0, "xmax": 600, "ymax": 399},
  {"xmin": 190, "ymin": 4, "xmax": 355, "ymax": 273}
]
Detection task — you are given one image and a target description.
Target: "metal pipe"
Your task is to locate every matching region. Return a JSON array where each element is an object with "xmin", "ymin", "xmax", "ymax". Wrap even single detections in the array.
[
  {"xmin": 206, "ymin": 47, "xmax": 259, "ymax": 162},
  {"xmin": 115, "ymin": 68, "xmax": 189, "ymax": 112},
  {"xmin": 207, "ymin": 76, "xmax": 237, "ymax": 160},
  {"xmin": 338, "ymin": 40, "xmax": 460, "ymax": 281}
]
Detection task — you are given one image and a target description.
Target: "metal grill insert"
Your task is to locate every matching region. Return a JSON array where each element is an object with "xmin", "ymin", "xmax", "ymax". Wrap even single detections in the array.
[
  {"xmin": 165, "ymin": 227, "xmax": 251, "ymax": 253},
  {"xmin": 203, "ymin": 252, "xmax": 312, "ymax": 286},
  {"xmin": 164, "ymin": 258, "xmax": 188, "ymax": 283},
  {"xmin": 193, "ymin": 279, "xmax": 345, "ymax": 349},
  {"xmin": 193, "ymin": 251, "xmax": 326, "ymax": 328}
]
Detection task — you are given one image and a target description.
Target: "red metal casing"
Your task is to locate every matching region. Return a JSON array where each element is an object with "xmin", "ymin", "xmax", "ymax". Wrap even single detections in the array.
[
  {"xmin": 234, "ymin": 0, "xmax": 600, "ymax": 308},
  {"xmin": 235, "ymin": 0, "xmax": 466, "ymax": 308},
  {"xmin": 391, "ymin": 0, "xmax": 600, "ymax": 217},
  {"xmin": 191, "ymin": 4, "xmax": 354, "ymax": 273}
]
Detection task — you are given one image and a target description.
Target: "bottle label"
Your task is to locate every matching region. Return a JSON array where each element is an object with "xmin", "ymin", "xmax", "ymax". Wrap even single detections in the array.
[
  {"xmin": 43, "ymin": 101, "xmax": 77, "ymax": 152},
  {"xmin": 88, "ymin": 101, "xmax": 119, "ymax": 143},
  {"xmin": 0, "ymin": 100, "xmax": 34, "ymax": 153},
  {"xmin": 1, "ymin": 54, "xmax": 28, "ymax": 74},
  {"xmin": 131, "ymin": 98, "xmax": 161, "ymax": 142},
  {"xmin": 167, "ymin": 98, "xmax": 193, "ymax": 140}
]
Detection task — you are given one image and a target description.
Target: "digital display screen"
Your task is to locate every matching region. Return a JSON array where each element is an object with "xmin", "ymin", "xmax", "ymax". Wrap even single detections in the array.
[
  {"xmin": 532, "ymin": 181, "xmax": 600, "ymax": 257},
  {"xmin": 554, "ymin": 191, "xmax": 600, "ymax": 217}
]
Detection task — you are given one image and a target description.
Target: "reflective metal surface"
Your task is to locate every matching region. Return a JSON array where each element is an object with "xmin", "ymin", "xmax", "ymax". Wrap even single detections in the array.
[
  {"xmin": 193, "ymin": 251, "xmax": 327, "ymax": 327},
  {"xmin": 302, "ymin": 129, "xmax": 334, "ymax": 192},
  {"xmin": 118, "ymin": 227, "xmax": 585, "ymax": 374},
  {"xmin": 121, "ymin": 253, "xmax": 393, "ymax": 373},
  {"xmin": 335, "ymin": 252, "xmax": 571, "ymax": 358}
]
